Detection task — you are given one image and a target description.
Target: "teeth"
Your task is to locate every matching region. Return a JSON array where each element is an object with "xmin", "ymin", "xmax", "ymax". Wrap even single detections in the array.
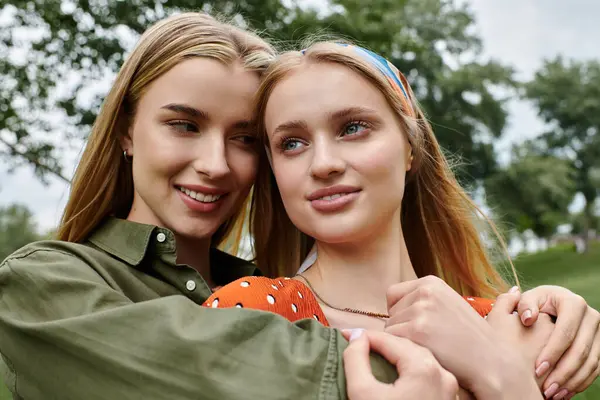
[
  {"xmin": 178, "ymin": 187, "xmax": 222, "ymax": 203},
  {"xmin": 319, "ymin": 193, "xmax": 346, "ymax": 201}
]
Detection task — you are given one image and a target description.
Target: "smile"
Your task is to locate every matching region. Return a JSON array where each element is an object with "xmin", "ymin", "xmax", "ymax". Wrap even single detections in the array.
[
  {"xmin": 176, "ymin": 186, "xmax": 222, "ymax": 203},
  {"xmin": 316, "ymin": 192, "xmax": 353, "ymax": 201},
  {"xmin": 308, "ymin": 186, "xmax": 362, "ymax": 213}
]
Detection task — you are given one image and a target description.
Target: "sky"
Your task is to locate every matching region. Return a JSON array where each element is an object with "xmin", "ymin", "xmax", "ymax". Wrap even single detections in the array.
[{"xmin": 1, "ymin": 0, "xmax": 598, "ymax": 237}]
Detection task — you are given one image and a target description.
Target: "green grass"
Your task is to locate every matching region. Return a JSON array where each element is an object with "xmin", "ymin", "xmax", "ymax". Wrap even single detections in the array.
[
  {"xmin": 515, "ymin": 241, "xmax": 600, "ymax": 400},
  {"xmin": 1, "ymin": 243, "xmax": 598, "ymax": 399}
]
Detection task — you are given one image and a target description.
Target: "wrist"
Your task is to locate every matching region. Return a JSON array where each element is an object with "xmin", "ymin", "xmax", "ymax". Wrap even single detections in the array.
[{"xmin": 469, "ymin": 350, "xmax": 542, "ymax": 399}]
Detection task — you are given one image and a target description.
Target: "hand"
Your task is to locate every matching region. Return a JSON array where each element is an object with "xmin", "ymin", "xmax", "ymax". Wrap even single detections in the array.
[
  {"xmin": 342, "ymin": 329, "xmax": 458, "ymax": 400},
  {"xmin": 384, "ymin": 276, "xmax": 541, "ymax": 399},
  {"xmin": 516, "ymin": 285, "xmax": 600, "ymax": 398},
  {"xmin": 486, "ymin": 288, "xmax": 554, "ymax": 389}
]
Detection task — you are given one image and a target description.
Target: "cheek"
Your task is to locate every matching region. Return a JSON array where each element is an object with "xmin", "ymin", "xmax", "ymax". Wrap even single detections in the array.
[
  {"xmin": 133, "ymin": 122, "xmax": 187, "ymax": 169},
  {"xmin": 229, "ymin": 149, "xmax": 259, "ymax": 188},
  {"xmin": 351, "ymin": 140, "xmax": 407, "ymax": 193},
  {"xmin": 272, "ymin": 160, "xmax": 305, "ymax": 208}
]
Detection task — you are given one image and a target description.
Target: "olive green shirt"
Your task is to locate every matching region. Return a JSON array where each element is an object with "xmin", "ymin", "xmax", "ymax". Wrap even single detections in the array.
[{"xmin": 0, "ymin": 217, "xmax": 395, "ymax": 400}]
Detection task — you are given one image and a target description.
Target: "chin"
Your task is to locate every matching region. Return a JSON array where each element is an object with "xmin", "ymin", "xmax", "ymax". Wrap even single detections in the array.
[
  {"xmin": 169, "ymin": 218, "xmax": 219, "ymax": 241},
  {"xmin": 306, "ymin": 224, "xmax": 363, "ymax": 245}
]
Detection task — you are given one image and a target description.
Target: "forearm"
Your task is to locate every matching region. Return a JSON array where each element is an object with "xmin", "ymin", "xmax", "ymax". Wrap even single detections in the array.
[
  {"xmin": 0, "ymin": 258, "xmax": 398, "ymax": 400},
  {"xmin": 468, "ymin": 361, "xmax": 542, "ymax": 400}
]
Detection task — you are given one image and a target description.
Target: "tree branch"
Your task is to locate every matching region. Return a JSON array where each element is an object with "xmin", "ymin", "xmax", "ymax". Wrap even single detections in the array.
[{"xmin": 0, "ymin": 136, "xmax": 71, "ymax": 184}]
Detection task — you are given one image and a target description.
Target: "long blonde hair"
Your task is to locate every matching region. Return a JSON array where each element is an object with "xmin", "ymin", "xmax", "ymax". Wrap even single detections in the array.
[
  {"xmin": 57, "ymin": 12, "xmax": 276, "ymax": 252},
  {"xmin": 251, "ymin": 42, "xmax": 516, "ymax": 298}
]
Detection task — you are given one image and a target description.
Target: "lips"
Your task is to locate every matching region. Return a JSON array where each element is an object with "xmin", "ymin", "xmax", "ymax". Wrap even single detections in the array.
[
  {"xmin": 176, "ymin": 186, "xmax": 222, "ymax": 203},
  {"xmin": 307, "ymin": 185, "xmax": 362, "ymax": 213},
  {"xmin": 307, "ymin": 185, "xmax": 361, "ymax": 201},
  {"xmin": 175, "ymin": 184, "xmax": 228, "ymax": 202}
]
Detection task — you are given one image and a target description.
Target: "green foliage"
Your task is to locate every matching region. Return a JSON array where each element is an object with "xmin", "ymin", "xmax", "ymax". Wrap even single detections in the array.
[
  {"xmin": 0, "ymin": 0, "xmax": 513, "ymax": 185},
  {"xmin": 485, "ymin": 141, "xmax": 576, "ymax": 238},
  {"xmin": 571, "ymin": 211, "xmax": 600, "ymax": 236},
  {"xmin": 525, "ymin": 57, "xmax": 600, "ymax": 237},
  {"xmin": 0, "ymin": 203, "xmax": 41, "ymax": 261}
]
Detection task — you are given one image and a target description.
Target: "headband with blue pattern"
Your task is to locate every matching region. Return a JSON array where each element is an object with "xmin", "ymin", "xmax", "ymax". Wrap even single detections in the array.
[{"xmin": 301, "ymin": 43, "xmax": 415, "ymax": 117}]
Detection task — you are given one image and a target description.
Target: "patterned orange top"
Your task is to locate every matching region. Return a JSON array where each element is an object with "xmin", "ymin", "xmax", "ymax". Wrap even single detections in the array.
[{"xmin": 203, "ymin": 276, "xmax": 494, "ymax": 326}]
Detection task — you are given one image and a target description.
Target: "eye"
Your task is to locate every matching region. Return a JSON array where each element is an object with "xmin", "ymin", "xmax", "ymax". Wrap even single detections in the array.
[
  {"xmin": 280, "ymin": 138, "xmax": 305, "ymax": 152},
  {"xmin": 166, "ymin": 120, "xmax": 198, "ymax": 133},
  {"xmin": 234, "ymin": 134, "xmax": 257, "ymax": 145},
  {"xmin": 341, "ymin": 121, "xmax": 370, "ymax": 137}
]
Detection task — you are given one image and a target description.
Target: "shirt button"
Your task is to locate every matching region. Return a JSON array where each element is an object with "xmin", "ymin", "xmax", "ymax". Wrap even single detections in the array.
[
  {"xmin": 186, "ymin": 280, "xmax": 196, "ymax": 291},
  {"xmin": 156, "ymin": 232, "xmax": 166, "ymax": 243}
]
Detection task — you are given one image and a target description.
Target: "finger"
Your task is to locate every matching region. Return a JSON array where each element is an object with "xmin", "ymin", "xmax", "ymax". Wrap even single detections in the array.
[
  {"xmin": 536, "ymin": 295, "xmax": 588, "ymax": 376},
  {"xmin": 556, "ymin": 316, "xmax": 600, "ymax": 393},
  {"xmin": 363, "ymin": 330, "xmax": 432, "ymax": 371},
  {"xmin": 487, "ymin": 286, "xmax": 521, "ymax": 317},
  {"xmin": 386, "ymin": 287, "xmax": 423, "ymax": 326},
  {"xmin": 386, "ymin": 275, "xmax": 443, "ymax": 310},
  {"xmin": 575, "ymin": 363, "xmax": 600, "ymax": 394},
  {"xmin": 343, "ymin": 330, "xmax": 382, "ymax": 391},
  {"xmin": 341, "ymin": 329, "xmax": 361, "ymax": 341},
  {"xmin": 517, "ymin": 287, "xmax": 547, "ymax": 327}
]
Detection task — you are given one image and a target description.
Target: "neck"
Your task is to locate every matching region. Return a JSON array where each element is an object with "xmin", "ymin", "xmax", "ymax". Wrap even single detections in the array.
[{"xmin": 302, "ymin": 213, "xmax": 417, "ymax": 315}]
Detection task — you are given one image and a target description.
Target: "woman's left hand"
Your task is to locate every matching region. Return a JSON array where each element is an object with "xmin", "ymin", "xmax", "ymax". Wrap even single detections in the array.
[
  {"xmin": 516, "ymin": 285, "xmax": 600, "ymax": 398},
  {"xmin": 384, "ymin": 276, "xmax": 542, "ymax": 399}
]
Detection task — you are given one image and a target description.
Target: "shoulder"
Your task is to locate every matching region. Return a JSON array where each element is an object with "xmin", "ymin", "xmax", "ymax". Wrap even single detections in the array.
[
  {"xmin": 0, "ymin": 239, "xmax": 116, "ymax": 283},
  {"xmin": 204, "ymin": 276, "xmax": 329, "ymax": 325},
  {"xmin": 3, "ymin": 239, "xmax": 98, "ymax": 265},
  {"xmin": 207, "ymin": 276, "xmax": 300, "ymax": 306}
]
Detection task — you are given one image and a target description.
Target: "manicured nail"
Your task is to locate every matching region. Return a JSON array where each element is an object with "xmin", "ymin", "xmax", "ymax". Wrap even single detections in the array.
[
  {"xmin": 553, "ymin": 389, "xmax": 569, "ymax": 400},
  {"xmin": 522, "ymin": 309, "xmax": 533, "ymax": 323},
  {"xmin": 536, "ymin": 361, "xmax": 550, "ymax": 377},
  {"xmin": 349, "ymin": 329, "xmax": 365, "ymax": 341},
  {"xmin": 509, "ymin": 286, "xmax": 519, "ymax": 293},
  {"xmin": 544, "ymin": 383, "xmax": 559, "ymax": 398}
]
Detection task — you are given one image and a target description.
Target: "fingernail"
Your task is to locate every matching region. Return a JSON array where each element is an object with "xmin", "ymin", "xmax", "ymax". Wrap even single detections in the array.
[
  {"xmin": 553, "ymin": 389, "xmax": 569, "ymax": 400},
  {"xmin": 522, "ymin": 309, "xmax": 533, "ymax": 323},
  {"xmin": 509, "ymin": 285, "xmax": 519, "ymax": 293},
  {"xmin": 535, "ymin": 361, "xmax": 550, "ymax": 377},
  {"xmin": 544, "ymin": 383, "xmax": 559, "ymax": 398},
  {"xmin": 349, "ymin": 329, "xmax": 365, "ymax": 342}
]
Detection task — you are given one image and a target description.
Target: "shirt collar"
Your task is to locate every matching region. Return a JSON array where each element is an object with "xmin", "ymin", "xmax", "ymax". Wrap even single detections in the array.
[{"xmin": 87, "ymin": 217, "xmax": 261, "ymax": 284}]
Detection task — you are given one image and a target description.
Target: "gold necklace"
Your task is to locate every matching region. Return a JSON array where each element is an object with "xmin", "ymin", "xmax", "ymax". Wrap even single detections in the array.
[{"xmin": 295, "ymin": 274, "xmax": 390, "ymax": 319}]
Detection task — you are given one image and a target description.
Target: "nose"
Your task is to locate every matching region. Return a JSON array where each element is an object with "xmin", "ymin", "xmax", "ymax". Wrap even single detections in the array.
[
  {"xmin": 309, "ymin": 136, "xmax": 346, "ymax": 180},
  {"xmin": 192, "ymin": 131, "xmax": 231, "ymax": 180}
]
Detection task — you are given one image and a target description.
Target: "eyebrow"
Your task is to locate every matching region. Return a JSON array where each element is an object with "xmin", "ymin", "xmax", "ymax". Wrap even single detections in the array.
[
  {"xmin": 271, "ymin": 120, "xmax": 309, "ymax": 137},
  {"xmin": 161, "ymin": 103, "xmax": 209, "ymax": 120},
  {"xmin": 271, "ymin": 106, "xmax": 378, "ymax": 137},
  {"xmin": 161, "ymin": 103, "xmax": 254, "ymax": 130},
  {"xmin": 328, "ymin": 106, "xmax": 378, "ymax": 120}
]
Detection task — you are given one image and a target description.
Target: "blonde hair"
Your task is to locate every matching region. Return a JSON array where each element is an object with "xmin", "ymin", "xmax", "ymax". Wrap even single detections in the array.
[
  {"xmin": 251, "ymin": 41, "xmax": 516, "ymax": 298},
  {"xmin": 57, "ymin": 12, "xmax": 276, "ymax": 252}
]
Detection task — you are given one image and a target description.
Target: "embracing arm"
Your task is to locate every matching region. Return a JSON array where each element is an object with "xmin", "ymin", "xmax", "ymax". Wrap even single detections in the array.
[{"xmin": 0, "ymin": 252, "xmax": 396, "ymax": 400}]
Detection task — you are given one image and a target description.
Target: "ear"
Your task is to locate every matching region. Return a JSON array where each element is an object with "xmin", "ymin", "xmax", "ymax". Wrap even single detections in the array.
[
  {"xmin": 406, "ymin": 145, "xmax": 414, "ymax": 172},
  {"xmin": 119, "ymin": 126, "xmax": 134, "ymax": 155}
]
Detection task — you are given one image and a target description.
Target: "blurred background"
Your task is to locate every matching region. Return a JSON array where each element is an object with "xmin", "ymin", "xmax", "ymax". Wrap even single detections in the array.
[{"xmin": 0, "ymin": 0, "xmax": 599, "ymax": 397}]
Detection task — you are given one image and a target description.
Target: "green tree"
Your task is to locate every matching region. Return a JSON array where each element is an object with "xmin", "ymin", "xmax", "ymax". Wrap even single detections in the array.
[
  {"xmin": 571, "ymin": 211, "xmax": 599, "ymax": 236},
  {"xmin": 1, "ymin": 0, "xmax": 513, "ymax": 185},
  {"xmin": 485, "ymin": 141, "xmax": 576, "ymax": 240},
  {"xmin": 526, "ymin": 57, "xmax": 600, "ymax": 249},
  {"xmin": 0, "ymin": 203, "xmax": 41, "ymax": 261}
]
